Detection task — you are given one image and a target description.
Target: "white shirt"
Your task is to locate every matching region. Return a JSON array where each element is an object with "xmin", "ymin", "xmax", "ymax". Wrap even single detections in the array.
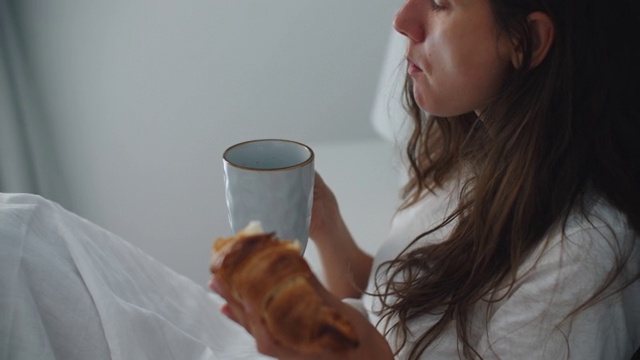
[{"xmin": 363, "ymin": 182, "xmax": 640, "ymax": 359}]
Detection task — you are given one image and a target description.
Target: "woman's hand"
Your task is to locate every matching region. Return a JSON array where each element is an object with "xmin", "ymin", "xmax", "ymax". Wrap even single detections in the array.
[
  {"xmin": 209, "ymin": 274, "xmax": 393, "ymax": 360},
  {"xmin": 307, "ymin": 173, "xmax": 374, "ymax": 298},
  {"xmin": 308, "ymin": 173, "xmax": 342, "ymax": 243}
]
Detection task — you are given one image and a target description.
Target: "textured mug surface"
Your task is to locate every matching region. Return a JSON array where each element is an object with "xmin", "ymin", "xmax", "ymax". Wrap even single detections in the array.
[{"xmin": 223, "ymin": 139, "xmax": 314, "ymax": 252}]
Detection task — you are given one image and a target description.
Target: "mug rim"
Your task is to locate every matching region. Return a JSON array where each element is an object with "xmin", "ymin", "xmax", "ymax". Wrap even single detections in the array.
[{"xmin": 223, "ymin": 138, "xmax": 314, "ymax": 171}]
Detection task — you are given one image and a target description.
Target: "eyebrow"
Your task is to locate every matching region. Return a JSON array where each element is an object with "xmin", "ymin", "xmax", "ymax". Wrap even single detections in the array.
[{"xmin": 453, "ymin": 0, "xmax": 473, "ymax": 7}]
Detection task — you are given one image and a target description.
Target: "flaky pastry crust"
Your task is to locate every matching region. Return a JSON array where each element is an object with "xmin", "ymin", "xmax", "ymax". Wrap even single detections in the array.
[{"xmin": 210, "ymin": 224, "xmax": 359, "ymax": 353}]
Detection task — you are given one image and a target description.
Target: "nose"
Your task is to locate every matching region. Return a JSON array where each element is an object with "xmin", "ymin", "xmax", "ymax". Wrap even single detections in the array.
[{"xmin": 393, "ymin": 0, "xmax": 425, "ymax": 43}]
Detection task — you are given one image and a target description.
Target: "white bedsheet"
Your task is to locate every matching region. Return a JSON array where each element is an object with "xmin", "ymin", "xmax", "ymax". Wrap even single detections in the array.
[{"xmin": 0, "ymin": 193, "xmax": 270, "ymax": 360}]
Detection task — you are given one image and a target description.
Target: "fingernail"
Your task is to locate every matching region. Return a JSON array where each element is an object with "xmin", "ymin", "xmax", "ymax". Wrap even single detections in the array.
[{"xmin": 208, "ymin": 279, "xmax": 220, "ymax": 292}]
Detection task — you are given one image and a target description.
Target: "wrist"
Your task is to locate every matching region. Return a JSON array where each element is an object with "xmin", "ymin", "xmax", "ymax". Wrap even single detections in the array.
[{"xmin": 311, "ymin": 208, "xmax": 349, "ymax": 246}]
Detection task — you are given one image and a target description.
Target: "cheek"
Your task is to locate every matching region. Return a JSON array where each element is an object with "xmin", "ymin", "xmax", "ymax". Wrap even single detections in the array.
[
  {"xmin": 411, "ymin": 57, "xmax": 483, "ymax": 116},
  {"xmin": 410, "ymin": 40, "xmax": 461, "ymax": 115},
  {"xmin": 410, "ymin": 28, "xmax": 513, "ymax": 116},
  {"xmin": 434, "ymin": 47, "xmax": 511, "ymax": 114},
  {"xmin": 462, "ymin": 54, "xmax": 512, "ymax": 105}
]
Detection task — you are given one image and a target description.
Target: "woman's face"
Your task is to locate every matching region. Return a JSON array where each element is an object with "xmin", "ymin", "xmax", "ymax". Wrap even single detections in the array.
[{"xmin": 394, "ymin": 0, "xmax": 515, "ymax": 117}]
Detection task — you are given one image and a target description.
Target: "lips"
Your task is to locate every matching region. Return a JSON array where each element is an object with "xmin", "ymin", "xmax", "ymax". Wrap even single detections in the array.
[{"xmin": 407, "ymin": 60, "xmax": 423, "ymax": 75}]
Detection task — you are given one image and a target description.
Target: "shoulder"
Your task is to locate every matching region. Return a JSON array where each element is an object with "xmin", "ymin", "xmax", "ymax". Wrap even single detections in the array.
[
  {"xmin": 481, "ymin": 196, "xmax": 640, "ymax": 359},
  {"xmin": 512, "ymin": 194, "xmax": 639, "ymax": 306},
  {"xmin": 505, "ymin": 193, "xmax": 639, "ymax": 309},
  {"xmin": 564, "ymin": 194, "xmax": 632, "ymax": 238},
  {"xmin": 559, "ymin": 195, "xmax": 637, "ymax": 267}
]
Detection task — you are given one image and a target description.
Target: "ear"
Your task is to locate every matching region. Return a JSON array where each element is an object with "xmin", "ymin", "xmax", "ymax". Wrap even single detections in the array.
[{"xmin": 511, "ymin": 11, "xmax": 555, "ymax": 69}]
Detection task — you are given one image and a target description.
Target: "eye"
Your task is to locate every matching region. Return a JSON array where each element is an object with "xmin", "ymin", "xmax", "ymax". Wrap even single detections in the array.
[{"xmin": 430, "ymin": 0, "xmax": 446, "ymax": 11}]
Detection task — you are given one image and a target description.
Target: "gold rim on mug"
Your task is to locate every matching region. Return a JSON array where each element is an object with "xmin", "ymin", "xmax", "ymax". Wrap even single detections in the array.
[{"xmin": 223, "ymin": 139, "xmax": 315, "ymax": 172}]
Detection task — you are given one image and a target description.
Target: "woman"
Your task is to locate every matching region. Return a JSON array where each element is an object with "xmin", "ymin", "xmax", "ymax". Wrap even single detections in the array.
[{"xmin": 211, "ymin": 0, "xmax": 640, "ymax": 358}]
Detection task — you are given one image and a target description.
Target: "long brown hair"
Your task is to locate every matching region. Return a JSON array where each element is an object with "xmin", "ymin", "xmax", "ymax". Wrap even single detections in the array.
[{"xmin": 375, "ymin": 0, "xmax": 640, "ymax": 358}]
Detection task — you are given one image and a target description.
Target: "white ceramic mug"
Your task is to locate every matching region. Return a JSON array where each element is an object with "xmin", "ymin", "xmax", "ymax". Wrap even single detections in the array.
[{"xmin": 223, "ymin": 139, "xmax": 314, "ymax": 252}]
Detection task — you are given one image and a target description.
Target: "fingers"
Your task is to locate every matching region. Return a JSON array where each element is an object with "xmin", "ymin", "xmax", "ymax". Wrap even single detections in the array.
[
  {"xmin": 210, "ymin": 276, "xmax": 284, "ymax": 355},
  {"xmin": 243, "ymin": 305, "xmax": 284, "ymax": 357},
  {"xmin": 209, "ymin": 277, "xmax": 251, "ymax": 331},
  {"xmin": 313, "ymin": 172, "xmax": 333, "ymax": 200},
  {"xmin": 210, "ymin": 278, "xmax": 292, "ymax": 357},
  {"xmin": 220, "ymin": 303, "xmax": 239, "ymax": 323},
  {"xmin": 314, "ymin": 171, "xmax": 326, "ymax": 188},
  {"xmin": 207, "ymin": 277, "xmax": 224, "ymax": 295},
  {"xmin": 210, "ymin": 274, "xmax": 374, "ymax": 360}
]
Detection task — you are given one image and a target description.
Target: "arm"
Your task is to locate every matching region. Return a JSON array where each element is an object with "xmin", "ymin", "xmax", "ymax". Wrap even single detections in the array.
[{"xmin": 309, "ymin": 173, "xmax": 373, "ymax": 299}]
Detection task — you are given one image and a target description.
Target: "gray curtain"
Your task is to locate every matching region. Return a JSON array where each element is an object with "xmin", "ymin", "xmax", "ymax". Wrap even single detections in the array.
[{"xmin": 0, "ymin": 0, "xmax": 67, "ymax": 201}]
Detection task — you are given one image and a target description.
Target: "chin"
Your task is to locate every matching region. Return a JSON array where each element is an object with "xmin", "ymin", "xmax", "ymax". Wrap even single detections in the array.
[
  {"xmin": 416, "ymin": 102, "xmax": 449, "ymax": 117},
  {"xmin": 417, "ymin": 99, "xmax": 472, "ymax": 118},
  {"xmin": 414, "ymin": 93, "xmax": 446, "ymax": 117}
]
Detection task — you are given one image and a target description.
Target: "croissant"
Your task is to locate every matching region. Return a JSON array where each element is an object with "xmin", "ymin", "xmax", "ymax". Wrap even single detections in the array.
[{"xmin": 209, "ymin": 222, "xmax": 360, "ymax": 354}]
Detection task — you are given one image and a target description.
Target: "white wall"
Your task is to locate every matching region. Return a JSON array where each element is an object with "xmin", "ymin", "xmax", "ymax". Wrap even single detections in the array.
[{"xmin": 14, "ymin": 0, "xmax": 406, "ymax": 285}]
